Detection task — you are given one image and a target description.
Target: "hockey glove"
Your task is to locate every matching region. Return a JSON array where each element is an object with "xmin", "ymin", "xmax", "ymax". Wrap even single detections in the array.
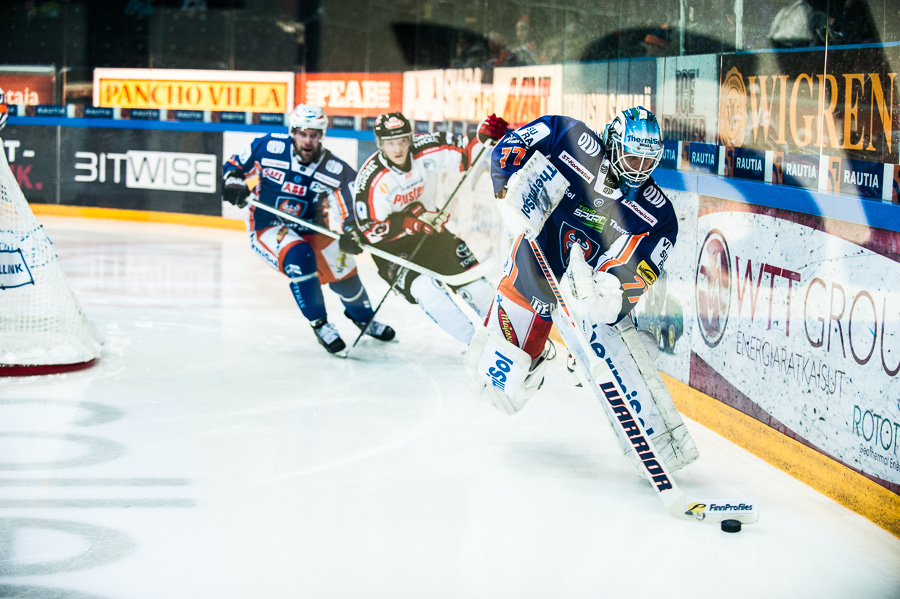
[
  {"xmin": 339, "ymin": 227, "xmax": 364, "ymax": 255},
  {"xmin": 477, "ymin": 113, "xmax": 509, "ymax": 144},
  {"xmin": 560, "ymin": 245, "xmax": 623, "ymax": 329},
  {"xmin": 400, "ymin": 202, "xmax": 438, "ymax": 235},
  {"xmin": 222, "ymin": 173, "xmax": 250, "ymax": 208}
]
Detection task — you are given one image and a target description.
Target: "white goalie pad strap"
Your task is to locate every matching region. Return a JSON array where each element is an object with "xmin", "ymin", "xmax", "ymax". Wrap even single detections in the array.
[
  {"xmin": 499, "ymin": 151, "xmax": 569, "ymax": 240},
  {"xmin": 464, "ymin": 327, "xmax": 540, "ymax": 415}
]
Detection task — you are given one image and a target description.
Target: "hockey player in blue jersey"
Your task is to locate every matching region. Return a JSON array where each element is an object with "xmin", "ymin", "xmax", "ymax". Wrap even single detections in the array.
[
  {"xmin": 222, "ymin": 104, "xmax": 395, "ymax": 355},
  {"xmin": 464, "ymin": 107, "xmax": 698, "ymax": 475}
]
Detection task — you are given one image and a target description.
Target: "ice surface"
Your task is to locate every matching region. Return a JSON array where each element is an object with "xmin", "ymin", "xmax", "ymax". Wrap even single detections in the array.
[{"xmin": 0, "ymin": 217, "xmax": 897, "ymax": 599}]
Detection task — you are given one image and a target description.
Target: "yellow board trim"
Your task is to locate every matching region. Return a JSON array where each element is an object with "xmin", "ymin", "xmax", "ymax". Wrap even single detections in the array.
[
  {"xmin": 30, "ymin": 203, "xmax": 245, "ymax": 231},
  {"xmin": 662, "ymin": 372, "xmax": 900, "ymax": 538}
]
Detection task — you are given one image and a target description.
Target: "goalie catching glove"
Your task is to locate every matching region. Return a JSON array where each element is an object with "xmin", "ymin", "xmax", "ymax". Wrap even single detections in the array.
[
  {"xmin": 497, "ymin": 151, "xmax": 569, "ymax": 240},
  {"xmin": 222, "ymin": 173, "xmax": 250, "ymax": 208}
]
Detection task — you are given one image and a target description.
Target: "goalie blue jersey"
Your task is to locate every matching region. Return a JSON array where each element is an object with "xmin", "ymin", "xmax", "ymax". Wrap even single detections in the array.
[
  {"xmin": 223, "ymin": 133, "xmax": 356, "ymax": 232},
  {"xmin": 490, "ymin": 115, "xmax": 677, "ymax": 310}
]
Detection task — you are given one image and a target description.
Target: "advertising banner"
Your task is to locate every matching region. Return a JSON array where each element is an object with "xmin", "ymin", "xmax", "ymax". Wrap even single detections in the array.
[
  {"xmin": 691, "ymin": 197, "xmax": 900, "ymax": 493},
  {"xmin": 562, "ymin": 61, "xmax": 655, "ymax": 133},
  {"xmin": 298, "ymin": 72, "xmax": 403, "ymax": 118},
  {"xmin": 402, "ymin": 68, "xmax": 495, "ymax": 123},
  {"xmin": 58, "ymin": 128, "xmax": 222, "ymax": 215},
  {"xmin": 717, "ymin": 46, "xmax": 900, "ymax": 164},
  {"xmin": 0, "ymin": 67, "xmax": 56, "ymax": 105},
  {"xmin": 657, "ymin": 55, "xmax": 718, "ymax": 144},
  {"xmin": 94, "ymin": 68, "xmax": 294, "ymax": 113},
  {"xmin": 0, "ymin": 126, "xmax": 59, "ymax": 204},
  {"xmin": 491, "ymin": 64, "xmax": 564, "ymax": 128}
]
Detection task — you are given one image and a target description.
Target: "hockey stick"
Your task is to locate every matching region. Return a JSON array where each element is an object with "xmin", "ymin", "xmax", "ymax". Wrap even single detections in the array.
[
  {"xmin": 246, "ymin": 198, "xmax": 492, "ymax": 287},
  {"xmin": 529, "ymin": 239, "xmax": 758, "ymax": 525},
  {"xmin": 345, "ymin": 142, "xmax": 493, "ymax": 356}
]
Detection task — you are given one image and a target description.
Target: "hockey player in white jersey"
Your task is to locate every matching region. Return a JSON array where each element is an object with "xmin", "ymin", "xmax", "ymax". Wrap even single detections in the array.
[
  {"xmin": 348, "ymin": 112, "xmax": 508, "ymax": 344},
  {"xmin": 465, "ymin": 107, "xmax": 698, "ymax": 474},
  {"xmin": 223, "ymin": 104, "xmax": 395, "ymax": 355}
]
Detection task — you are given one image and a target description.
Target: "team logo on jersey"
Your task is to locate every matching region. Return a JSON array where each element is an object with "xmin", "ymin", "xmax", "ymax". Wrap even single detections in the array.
[
  {"xmin": 310, "ymin": 182, "xmax": 329, "ymax": 193},
  {"xmin": 559, "ymin": 151, "xmax": 595, "ymax": 184},
  {"xmin": 577, "ymin": 132, "xmax": 601, "ymax": 157},
  {"xmin": 281, "ymin": 181, "xmax": 307, "ymax": 196},
  {"xmin": 277, "ymin": 198, "xmax": 305, "ymax": 216},
  {"xmin": 497, "ymin": 305, "xmax": 519, "ymax": 345},
  {"xmin": 642, "ymin": 185, "xmax": 666, "ymax": 207},
  {"xmin": 262, "ymin": 168, "xmax": 285, "ymax": 184},
  {"xmin": 325, "ymin": 159, "xmax": 343, "ymax": 174},
  {"xmin": 261, "ymin": 158, "xmax": 290, "ymax": 169},
  {"xmin": 622, "ymin": 199, "xmax": 658, "ymax": 226},
  {"xmin": 314, "ymin": 171, "xmax": 340, "ymax": 187},
  {"xmin": 636, "ymin": 260, "xmax": 658, "ymax": 286},
  {"xmin": 515, "ymin": 122, "xmax": 551, "ymax": 148},
  {"xmin": 559, "ymin": 223, "xmax": 597, "ymax": 267},
  {"xmin": 266, "ymin": 140, "xmax": 286, "ymax": 154}
]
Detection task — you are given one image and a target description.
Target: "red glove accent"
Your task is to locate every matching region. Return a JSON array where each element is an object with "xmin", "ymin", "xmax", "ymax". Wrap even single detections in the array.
[
  {"xmin": 478, "ymin": 114, "xmax": 509, "ymax": 144},
  {"xmin": 401, "ymin": 202, "xmax": 435, "ymax": 235}
]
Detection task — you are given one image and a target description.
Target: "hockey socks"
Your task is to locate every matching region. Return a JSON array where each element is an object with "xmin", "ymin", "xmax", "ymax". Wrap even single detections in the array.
[{"xmin": 284, "ymin": 243, "xmax": 327, "ymax": 322}]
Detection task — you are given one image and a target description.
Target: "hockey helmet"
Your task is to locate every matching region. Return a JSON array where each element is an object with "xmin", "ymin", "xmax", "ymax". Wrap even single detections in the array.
[
  {"xmin": 288, "ymin": 104, "xmax": 328, "ymax": 135},
  {"xmin": 603, "ymin": 106, "xmax": 663, "ymax": 184},
  {"xmin": 373, "ymin": 112, "xmax": 412, "ymax": 148}
]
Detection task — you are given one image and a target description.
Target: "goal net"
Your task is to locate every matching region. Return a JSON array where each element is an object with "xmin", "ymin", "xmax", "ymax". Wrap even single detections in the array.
[{"xmin": 0, "ymin": 139, "xmax": 103, "ymax": 376}]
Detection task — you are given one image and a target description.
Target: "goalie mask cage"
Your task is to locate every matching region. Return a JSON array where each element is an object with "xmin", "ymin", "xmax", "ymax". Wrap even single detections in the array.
[{"xmin": 0, "ymin": 140, "xmax": 102, "ymax": 376}]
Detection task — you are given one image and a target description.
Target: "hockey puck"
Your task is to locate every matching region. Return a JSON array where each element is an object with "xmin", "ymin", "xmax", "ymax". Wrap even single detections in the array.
[{"xmin": 721, "ymin": 519, "xmax": 742, "ymax": 533}]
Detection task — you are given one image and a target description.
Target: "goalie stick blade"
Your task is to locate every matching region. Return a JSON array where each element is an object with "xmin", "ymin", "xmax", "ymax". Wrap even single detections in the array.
[{"xmin": 678, "ymin": 499, "xmax": 760, "ymax": 524}]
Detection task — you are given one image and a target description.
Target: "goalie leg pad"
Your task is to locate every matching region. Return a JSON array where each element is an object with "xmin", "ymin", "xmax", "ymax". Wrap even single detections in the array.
[
  {"xmin": 464, "ymin": 327, "xmax": 547, "ymax": 415},
  {"xmin": 553, "ymin": 312, "xmax": 698, "ymax": 473}
]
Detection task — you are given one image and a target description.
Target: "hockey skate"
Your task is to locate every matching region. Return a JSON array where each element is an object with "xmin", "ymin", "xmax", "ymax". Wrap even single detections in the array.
[
  {"xmin": 344, "ymin": 310, "xmax": 396, "ymax": 342},
  {"xmin": 310, "ymin": 318, "xmax": 346, "ymax": 354}
]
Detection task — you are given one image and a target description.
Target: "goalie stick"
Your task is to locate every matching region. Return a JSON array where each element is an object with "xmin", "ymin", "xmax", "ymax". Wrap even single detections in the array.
[
  {"xmin": 345, "ymin": 141, "xmax": 494, "ymax": 356},
  {"xmin": 245, "ymin": 198, "xmax": 493, "ymax": 287},
  {"xmin": 529, "ymin": 239, "xmax": 759, "ymax": 525}
]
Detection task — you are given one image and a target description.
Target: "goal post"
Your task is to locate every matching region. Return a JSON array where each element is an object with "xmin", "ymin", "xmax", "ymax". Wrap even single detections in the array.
[{"xmin": 0, "ymin": 138, "xmax": 103, "ymax": 376}]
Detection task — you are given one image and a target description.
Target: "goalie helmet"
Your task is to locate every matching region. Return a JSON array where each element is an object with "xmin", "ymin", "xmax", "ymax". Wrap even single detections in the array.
[
  {"xmin": 288, "ymin": 104, "xmax": 328, "ymax": 135},
  {"xmin": 373, "ymin": 112, "xmax": 412, "ymax": 149},
  {"xmin": 603, "ymin": 106, "xmax": 663, "ymax": 184},
  {"xmin": 0, "ymin": 87, "xmax": 6, "ymax": 131}
]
